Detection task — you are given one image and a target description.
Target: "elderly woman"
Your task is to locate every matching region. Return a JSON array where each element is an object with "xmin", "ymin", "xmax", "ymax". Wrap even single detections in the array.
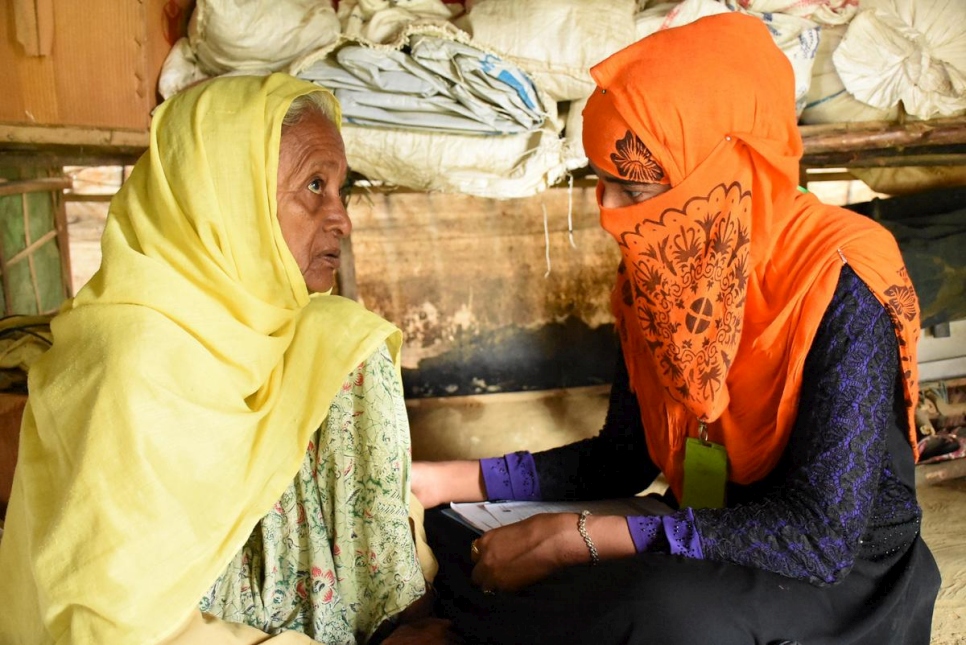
[
  {"xmin": 413, "ymin": 14, "xmax": 941, "ymax": 645},
  {"xmin": 0, "ymin": 75, "xmax": 449, "ymax": 644}
]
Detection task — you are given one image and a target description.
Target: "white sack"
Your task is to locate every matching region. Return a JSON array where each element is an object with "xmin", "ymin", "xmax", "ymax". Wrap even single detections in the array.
[
  {"xmin": 739, "ymin": 0, "xmax": 857, "ymax": 25},
  {"xmin": 463, "ymin": 0, "xmax": 638, "ymax": 102},
  {"xmin": 561, "ymin": 97, "xmax": 590, "ymax": 172},
  {"xmin": 833, "ymin": 0, "xmax": 966, "ymax": 119},
  {"xmin": 158, "ymin": 38, "xmax": 211, "ymax": 100},
  {"xmin": 800, "ymin": 24, "xmax": 898, "ymax": 124},
  {"xmin": 338, "ymin": 0, "xmax": 458, "ymax": 44},
  {"xmin": 634, "ymin": 0, "xmax": 820, "ymax": 114},
  {"xmin": 190, "ymin": 0, "xmax": 341, "ymax": 75},
  {"xmin": 293, "ymin": 24, "xmax": 565, "ymax": 198},
  {"xmin": 339, "ymin": 120, "xmax": 567, "ymax": 199}
]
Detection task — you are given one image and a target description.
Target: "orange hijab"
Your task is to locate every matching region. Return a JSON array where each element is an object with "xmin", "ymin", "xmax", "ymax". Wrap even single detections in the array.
[{"xmin": 583, "ymin": 13, "xmax": 920, "ymax": 499}]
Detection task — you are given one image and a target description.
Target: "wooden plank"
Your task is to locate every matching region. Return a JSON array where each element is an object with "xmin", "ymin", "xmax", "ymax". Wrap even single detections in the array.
[{"xmin": 917, "ymin": 459, "xmax": 966, "ymax": 487}]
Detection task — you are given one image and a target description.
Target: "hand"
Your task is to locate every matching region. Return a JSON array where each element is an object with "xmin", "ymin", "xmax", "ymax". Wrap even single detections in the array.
[
  {"xmin": 470, "ymin": 513, "xmax": 589, "ymax": 592},
  {"xmin": 411, "ymin": 460, "xmax": 485, "ymax": 509}
]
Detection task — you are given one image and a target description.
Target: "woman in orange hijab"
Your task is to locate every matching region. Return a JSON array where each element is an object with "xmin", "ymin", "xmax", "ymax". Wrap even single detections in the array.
[{"xmin": 412, "ymin": 12, "xmax": 941, "ymax": 645}]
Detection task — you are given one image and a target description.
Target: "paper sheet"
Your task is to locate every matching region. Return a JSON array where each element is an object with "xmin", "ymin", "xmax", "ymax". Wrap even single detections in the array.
[{"xmin": 447, "ymin": 497, "xmax": 672, "ymax": 534}]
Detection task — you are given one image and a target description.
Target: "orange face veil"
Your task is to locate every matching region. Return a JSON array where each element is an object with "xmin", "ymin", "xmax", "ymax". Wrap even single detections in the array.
[{"xmin": 583, "ymin": 13, "xmax": 921, "ymax": 497}]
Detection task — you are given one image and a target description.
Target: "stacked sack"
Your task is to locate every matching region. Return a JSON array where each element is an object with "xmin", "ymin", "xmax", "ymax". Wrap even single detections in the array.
[{"xmin": 158, "ymin": 0, "xmax": 966, "ymax": 197}]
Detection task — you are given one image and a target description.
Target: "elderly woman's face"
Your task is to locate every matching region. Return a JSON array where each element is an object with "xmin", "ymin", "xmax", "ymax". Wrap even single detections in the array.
[{"xmin": 276, "ymin": 109, "xmax": 351, "ymax": 293}]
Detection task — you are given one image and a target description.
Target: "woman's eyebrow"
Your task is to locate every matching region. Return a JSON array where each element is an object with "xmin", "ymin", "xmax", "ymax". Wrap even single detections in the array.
[{"xmin": 587, "ymin": 164, "xmax": 646, "ymax": 186}]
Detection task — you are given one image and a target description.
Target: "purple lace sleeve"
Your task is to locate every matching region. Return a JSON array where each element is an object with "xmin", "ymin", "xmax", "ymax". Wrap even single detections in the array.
[
  {"xmin": 691, "ymin": 266, "xmax": 921, "ymax": 585},
  {"xmin": 480, "ymin": 451, "xmax": 542, "ymax": 501},
  {"xmin": 627, "ymin": 509, "xmax": 703, "ymax": 558}
]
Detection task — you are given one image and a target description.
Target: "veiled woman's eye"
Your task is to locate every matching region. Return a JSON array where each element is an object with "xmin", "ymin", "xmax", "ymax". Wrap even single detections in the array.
[{"xmin": 308, "ymin": 178, "xmax": 323, "ymax": 194}]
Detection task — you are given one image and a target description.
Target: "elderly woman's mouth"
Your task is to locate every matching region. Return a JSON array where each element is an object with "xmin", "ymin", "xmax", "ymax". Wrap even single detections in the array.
[{"xmin": 316, "ymin": 252, "xmax": 341, "ymax": 269}]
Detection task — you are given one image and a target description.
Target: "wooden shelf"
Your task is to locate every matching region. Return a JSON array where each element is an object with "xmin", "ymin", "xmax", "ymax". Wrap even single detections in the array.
[{"xmin": 0, "ymin": 123, "xmax": 148, "ymax": 166}]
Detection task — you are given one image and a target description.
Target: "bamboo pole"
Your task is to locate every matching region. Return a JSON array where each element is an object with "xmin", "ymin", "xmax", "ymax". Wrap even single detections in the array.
[{"xmin": 0, "ymin": 177, "xmax": 72, "ymax": 197}]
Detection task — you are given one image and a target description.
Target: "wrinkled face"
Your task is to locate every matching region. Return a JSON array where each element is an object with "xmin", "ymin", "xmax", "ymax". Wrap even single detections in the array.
[
  {"xmin": 276, "ymin": 109, "xmax": 351, "ymax": 294},
  {"xmin": 589, "ymin": 163, "xmax": 671, "ymax": 209}
]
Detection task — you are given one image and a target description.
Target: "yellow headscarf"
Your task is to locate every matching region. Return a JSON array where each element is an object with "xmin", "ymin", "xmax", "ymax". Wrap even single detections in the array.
[{"xmin": 0, "ymin": 74, "xmax": 401, "ymax": 644}]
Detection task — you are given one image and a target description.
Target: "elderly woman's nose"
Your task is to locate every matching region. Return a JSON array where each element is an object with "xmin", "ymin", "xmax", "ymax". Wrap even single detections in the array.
[{"xmin": 326, "ymin": 201, "xmax": 352, "ymax": 238}]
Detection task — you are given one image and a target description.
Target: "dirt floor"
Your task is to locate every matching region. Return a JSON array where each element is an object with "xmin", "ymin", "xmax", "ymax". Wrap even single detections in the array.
[
  {"xmin": 920, "ymin": 479, "xmax": 966, "ymax": 644},
  {"xmin": 65, "ymin": 171, "xmax": 966, "ymax": 643}
]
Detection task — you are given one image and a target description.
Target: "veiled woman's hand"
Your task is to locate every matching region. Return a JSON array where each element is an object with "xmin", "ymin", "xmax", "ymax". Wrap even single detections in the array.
[{"xmin": 470, "ymin": 513, "xmax": 590, "ymax": 592}]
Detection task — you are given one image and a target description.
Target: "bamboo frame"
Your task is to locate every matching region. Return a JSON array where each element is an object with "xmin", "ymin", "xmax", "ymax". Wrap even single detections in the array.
[{"xmin": 0, "ymin": 174, "xmax": 74, "ymax": 314}]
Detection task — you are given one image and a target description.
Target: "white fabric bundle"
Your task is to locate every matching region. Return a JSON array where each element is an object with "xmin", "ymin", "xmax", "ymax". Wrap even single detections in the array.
[
  {"xmin": 158, "ymin": 38, "xmax": 211, "ymax": 100},
  {"xmin": 463, "ymin": 0, "xmax": 638, "ymax": 102},
  {"xmin": 833, "ymin": 0, "xmax": 966, "ymax": 119},
  {"xmin": 189, "ymin": 0, "xmax": 341, "ymax": 75}
]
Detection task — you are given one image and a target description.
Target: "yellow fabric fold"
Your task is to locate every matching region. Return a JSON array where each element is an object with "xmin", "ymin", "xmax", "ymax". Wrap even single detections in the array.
[{"xmin": 0, "ymin": 73, "xmax": 401, "ymax": 645}]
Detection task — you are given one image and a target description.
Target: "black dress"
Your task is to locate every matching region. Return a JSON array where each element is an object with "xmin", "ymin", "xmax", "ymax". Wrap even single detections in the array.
[{"xmin": 426, "ymin": 266, "xmax": 941, "ymax": 645}]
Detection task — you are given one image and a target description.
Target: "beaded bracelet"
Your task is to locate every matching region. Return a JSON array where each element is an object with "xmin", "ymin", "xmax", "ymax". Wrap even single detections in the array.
[{"xmin": 577, "ymin": 510, "xmax": 599, "ymax": 566}]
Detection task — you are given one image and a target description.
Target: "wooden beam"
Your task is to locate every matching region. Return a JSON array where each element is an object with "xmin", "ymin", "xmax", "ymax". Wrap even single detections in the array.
[
  {"xmin": 0, "ymin": 123, "xmax": 148, "ymax": 148},
  {"xmin": 1, "ymin": 116, "xmax": 964, "ymax": 185},
  {"xmin": 63, "ymin": 193, "xmax": 114, "ymax": 203},
  {"xmin": 0, "ymin": 176, "xmax": 72, "ymax": 197},
  {"xmin": 801, "ymin": 149, "xmax": 966, "ymax": 169},
  {"xmin": 800, "ymin": 116, "xmax": 966, "ymax": 155}
]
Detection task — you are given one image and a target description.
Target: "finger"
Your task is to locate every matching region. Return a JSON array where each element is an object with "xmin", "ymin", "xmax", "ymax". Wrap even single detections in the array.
[
  {"xmin": 470, "ymin": 538, "xmax": 481, "ymax": 563},
  {"xmin": 470, "ymin": 561, "xmax": 490, "ymax": 590}
]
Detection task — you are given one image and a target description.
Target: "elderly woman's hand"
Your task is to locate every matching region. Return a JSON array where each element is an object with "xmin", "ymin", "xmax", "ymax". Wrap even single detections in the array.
[
  {"xmin": 411, "ymin": 460, "xmax": 486, "ymax": 510},
  {"xmin": 469, "ymin": 513, "xmax": 589, "ymax": 592}
]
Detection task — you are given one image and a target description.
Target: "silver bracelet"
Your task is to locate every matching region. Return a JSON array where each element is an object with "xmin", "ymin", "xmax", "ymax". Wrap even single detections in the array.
[{"xmin": 577, "ymin": 510, "xmax": 599, "ymax": 566}]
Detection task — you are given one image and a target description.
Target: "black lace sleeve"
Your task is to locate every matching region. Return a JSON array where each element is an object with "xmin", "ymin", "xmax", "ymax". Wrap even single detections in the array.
[
  {"xmin": 693, "ymin": 266, "xmax": 921, "ymax": 585},
  {"xmin": 530, "ymin": 354, "xmax": 661, "ymax": 501}
]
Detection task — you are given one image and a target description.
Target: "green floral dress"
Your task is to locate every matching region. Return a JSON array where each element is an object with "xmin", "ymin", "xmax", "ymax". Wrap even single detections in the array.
[{"xmin": 200, "ymin": 345, "xmax": 426, "ymax": 644}]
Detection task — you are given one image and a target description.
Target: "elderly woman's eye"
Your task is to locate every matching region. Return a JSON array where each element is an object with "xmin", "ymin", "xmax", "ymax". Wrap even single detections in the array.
[{"xmin": 308, "ymin": 178, "xmax": 323, "ymax": 194}]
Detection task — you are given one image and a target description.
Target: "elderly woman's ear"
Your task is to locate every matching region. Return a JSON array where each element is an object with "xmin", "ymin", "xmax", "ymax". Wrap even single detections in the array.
[{"xmin": 276, "ymin": 107, "xmax": 351, "ymax": 294}]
